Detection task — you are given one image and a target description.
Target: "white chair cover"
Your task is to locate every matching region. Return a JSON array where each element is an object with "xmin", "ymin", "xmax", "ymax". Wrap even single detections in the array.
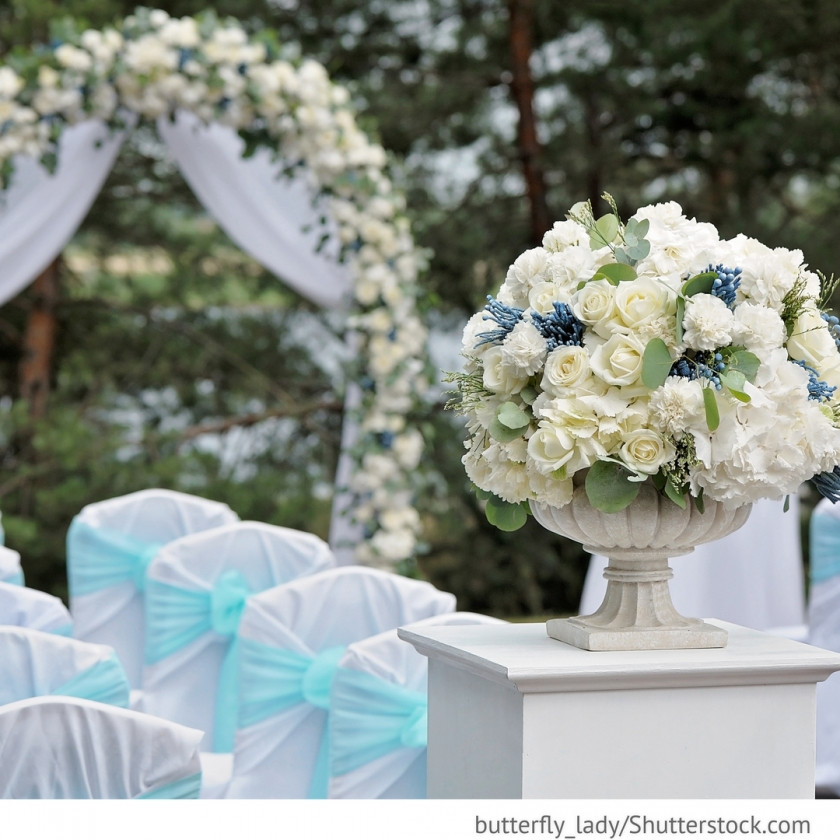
[
  {"xmin": 223, "ymin": 566, "xmax": 456, "ymax": 799},
  {"xmin": 67, "ymin": 488, "xmax": 239, "ymax": 687},
  {"xmin": 0, "ymin": 545, "xmax": 24, "ymax": 586},
  {"xmin": 141, "ymin": 521, "xmax": 337, "ymax": 752},
  {"xmin": 328, "ymin": 612, "xmax": 505, "ymax": 800},
  {"xmin": 807, "ymin": 498, "xmax": 840, "ymax": 793},
  {"xmin": 0, "ymin": 695, "xmax": 203, "ymax": 799},
  {"xmin": 0, "ymin": 581, "xmax": 72, "ymax": 636},
  {"xmin": 578, "ymin": 496, "xmax": 806, "ymax": 632},
  {"xmin": 0, "ymin": 626, "xmax": 130, "ymax": 708}
]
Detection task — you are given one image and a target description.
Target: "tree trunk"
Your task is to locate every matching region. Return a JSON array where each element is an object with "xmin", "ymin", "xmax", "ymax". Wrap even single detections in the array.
[
  {"xmin": 19, "ymin": 257, "xmax": 60, "ymax": 420},
  {"xmin": 507, "ymin": 0, "xmax": 551, "ymax": 244}
]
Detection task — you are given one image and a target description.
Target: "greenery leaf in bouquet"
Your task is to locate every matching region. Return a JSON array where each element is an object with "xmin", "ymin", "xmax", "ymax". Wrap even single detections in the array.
[
  {"xmin": 488, "ymin": 415, "xmax": 527, "ymax": 442},
  {"xmin": 585, "ymin": 460, "xmax": 642, "ymax": 513},
  {"xmin": 675, "ymin": 296, "xmax": 686, "ymax": 343},
  {"xmin": 724, "ymin": 347, "xmax": 760, "ymax": 382},
  {"xmin": 485, "ymin": 495, "xmax": 529, "ymax": 531},
  {"xmin": 682, "ymin": 271, "xmax": 717, "ymax": 297},
  {"xmin": 496, "ymin": 401, "xmax": 531, "ymax": 430},
  {"xmin": 663, "ymin": 477, "xmax": 687, "ymax": 509},
  {"xmin": 519, "ymin": 385, "xmax": 538, "ymax": 405},
  {"xmin": 592, "ymin": 262, "xmax": 637, "ymax": 285},
  {"xmin": 702, "ymin": 385, "xmax": 720, "ymax": 431},
  {"xmin": 589, "ymin": 213, "xmax": 619, "ymax": 250},
  {"xmin": 719, "ymin": 370, "xmax": 750, "ymax": 402},
  {"xmin": 642, "ymin": 338, "xmax": 673, "ymax": 389}
]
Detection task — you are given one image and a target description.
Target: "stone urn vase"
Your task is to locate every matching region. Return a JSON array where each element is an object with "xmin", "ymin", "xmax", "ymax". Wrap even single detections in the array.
[{"xmin": 532, "ymin": 482, "xmax": 752, "ymax": 651}]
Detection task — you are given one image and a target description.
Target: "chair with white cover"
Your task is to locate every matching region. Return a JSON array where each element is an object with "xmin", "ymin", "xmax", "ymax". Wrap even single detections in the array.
[
  {"xmin": 0, "ymin": 545, "xmax": 24, "ymax": 586},
  {"xmin": 141, "ymin": 520, "xmax": 337, "ymax": 753},
  {"xmin": 0, "ymin": 695, "xmax": 203, "ymax": 799},
  {"xmin": 0, "ymin": 581, "xmax": 73, "ymax": 637},
  {"xmin": 327, "ymin": 611, "xmax": 506, "ymax": 799},
  {"xmin": 807, "ymin": 497, "xmax": 840, "ymax": 795},
  {"xmin": 579, "ymin": 496, "xmax": 807, "ymax": 635},
  {"xmin": 222, "ymin": 566, "xmax": 456, "ymax": 799},
  {"xmin": 0, "ymin": 626, "xmax": 130, "ymax": 708},
  {"xmin": 67, "ymin": 488, "xmax": 239, "ymax": 688}
]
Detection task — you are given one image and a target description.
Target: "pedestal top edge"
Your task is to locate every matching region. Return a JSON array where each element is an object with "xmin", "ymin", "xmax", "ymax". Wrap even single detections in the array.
[{"xmin": 397, "ymin": 621, "xmax": 840, "ymax": 693}]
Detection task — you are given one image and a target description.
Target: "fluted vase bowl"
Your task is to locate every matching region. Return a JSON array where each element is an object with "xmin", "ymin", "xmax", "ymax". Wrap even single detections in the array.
[{"xmin": 532, "ymin": 482, "xmax": 752, "ymax": 651}]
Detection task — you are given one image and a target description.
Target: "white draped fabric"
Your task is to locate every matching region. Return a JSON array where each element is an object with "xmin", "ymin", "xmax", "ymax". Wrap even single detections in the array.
[
  {"xmin": 0, "ymin": 120, "xmax": 127, "ymax": 305},
  {"xmin": 0, "ymin": 581, "xmax": 72, "ymax": 636},
  {"xmin": 156, "ymin": 111, "xmax": 352, "ymax": 309},
  {"xmin": 0, "ymin": 626, "xmax": 128, "ymax": 707},
  {"xmin": 0, "ymin": 546, "xmax": 23, "ymax": 586},
  {"xmin": 328, "ymin": 612, "xmax": 505, "ymax": 800},
  {"xmin": 224, "ymin": 567, "xmax": 456, "ymax": 799},
  {"xmin": 578, "ymin": 497, "xmax": 806, "ymax": 632},
  {"xmin": 68, "ymin": 488, "xmax": 239, "ymax": 688},
  {"xmin": 141, "ymin": 520, "xmax": 337, "ymax": 750},
  {"xmin": 0, "ymin": 695, "xmax": 203, "ymax": 799}
]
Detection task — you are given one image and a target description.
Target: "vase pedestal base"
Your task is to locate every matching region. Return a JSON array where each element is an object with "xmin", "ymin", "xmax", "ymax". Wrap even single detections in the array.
[
  {"xmin": 546, "ymin": 615, "xmax": 727, "ymax": 651},
  {"xmin": 399, "ymin": 620, "xmax": 840, "ymax": 798}
]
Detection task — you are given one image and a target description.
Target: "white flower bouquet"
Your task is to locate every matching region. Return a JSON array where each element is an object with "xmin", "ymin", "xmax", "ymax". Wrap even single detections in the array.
[{"xmin": 449, "ymin": 195, "xmax": 840, "ymax": 530}]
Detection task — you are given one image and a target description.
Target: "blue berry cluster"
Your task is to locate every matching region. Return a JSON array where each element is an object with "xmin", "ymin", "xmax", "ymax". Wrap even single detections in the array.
[
  {"xmin": 822, "ymin": 313, "xmax": 840, "ymax": 350},
  {"xmin": 814, "ymin": 465, "xmax": 840, "ymax": 503},
  {"xmin": 792, "ymin": 359, "xmax": 837, "ymax": 402},
  {"xmin": 476, "ymin": 296, "xmax": 524, "ymax": 347},
  {"xmin": 530, "ymin": 302, "xmax": 586, "ymax": 350},
  {"xmin": 707, "ymin": 264, "xmax": 742, "ymax": 308},
  {"xmin": 670, "ymin": 351, "xmax": 725, "ymax": 390}
]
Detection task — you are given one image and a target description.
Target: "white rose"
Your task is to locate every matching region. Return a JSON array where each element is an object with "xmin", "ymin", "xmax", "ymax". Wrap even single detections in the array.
[
  {"xmin": 589, "ymin": 332, "xmax": 647, "ymax": 386},
  {"xmin": 619, "ymin": 429, "xmax": 676, "ymax": 475},
  {"xmin": 526, "ymin": 420, "xmax": 577, "ymax": 476},
  {"xmin": 370, "ymin": 528, "xmax": 416, "ymax": 562},
  {"xmin": 613, "ymin": 277, "xmax": 675, "ymax": 332},
  {"xmin": 787, "ymin": 304, "xmax": 839, "ymax": 370},
  {"xmin": 500, "ymin": 321, "xmax": 547, "ymax": 376},
  {"xmin": 541, "ymin": 345, "xmax": 591, "ymax": 394},
  {"xmin": 528, "ymin": 280, "xmax": 566, "ymax": 314},
  {"xmin": 392, "ymin": 429, "xmax": 424, "ymax": 470},
  {"xmin": 481, "ymin": 346, "xmax": 530, "ymax": 394},
  {"xmin": 681, "ymin": 294, "xmax": 734, "ymax": 350},
  {"xmin": 571, "ymin": 279, "xmax": 616, "ymax": 337},
  {"xmin": 0, "ymin": 68, "xmax": 23, "ymax": 99}
]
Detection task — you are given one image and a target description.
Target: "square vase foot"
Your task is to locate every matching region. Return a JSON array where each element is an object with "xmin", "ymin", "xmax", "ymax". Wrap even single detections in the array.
[{"xmin": 546, "ymin": 616, "xmax": 728, "ymax": 651}]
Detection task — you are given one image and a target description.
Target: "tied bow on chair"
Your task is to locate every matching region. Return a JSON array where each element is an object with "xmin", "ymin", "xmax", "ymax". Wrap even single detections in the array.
[
  {"xmin": 238, "ymin": 638, "xmax": 346, "ymax": 798},
  {"xmin": 67, "ymin": 519, "xmax": 165, "ymax": 596},
  {"xmin": 50, "ymin": 654, "xmax": 131, "ymax": 708},
  {"xmin": 145, "ymin": 569, "xmax": 252, "ymax": 752},
  {"xmin": 329, "ymin": 668, "xmax": 427, "ymax": 779}
]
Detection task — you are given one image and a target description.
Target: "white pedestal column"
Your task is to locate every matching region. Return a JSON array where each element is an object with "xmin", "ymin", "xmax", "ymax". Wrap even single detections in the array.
[{"xmin": 398, "ymin": 620, "xmax": 840, "ymax": 799}]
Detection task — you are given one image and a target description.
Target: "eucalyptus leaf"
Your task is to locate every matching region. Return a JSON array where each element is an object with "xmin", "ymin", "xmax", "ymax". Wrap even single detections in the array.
[
  {"xmin": 695, "ymin": 489, "xmax": 705, "ymax": 514},
  {"xmin": 593, "ymin": 262, "xmax": 637, "ymax": 285},
  {"xmin": 726, "ymin": 348, "xmax": 760, "ymax": 382},
  {"xmin": 626, "ymin": 240, "xmax": 650, "ymax": 261},
  {"xmin": 675, "ymin": 296, "xmax": 686, "ymax": 343},
  {"xmin": 488, "ymin": 416, "xmax": 525, "ymax": 442},
  {"xmin": 613, "ymin": 247, "xmax": 633, "ymax": 266},
  {"xmin": 663, "ymin": 478, "xmax": 687, "ymax": 509},
  {"xmin": 590, "ymin": 213, "xmax": 619, "ymax": 248},
  {"xmin": 642, "ymin": 338, "xmax": 673, "ymax": 389},
  {"xmin": 626, "ymin": 217, "xmax": 650, "ymax": 239},
  {"xmin": 485, "ymin": 495, "xmax": 528, "ymax": 531},
  {"xmin": 497, "ymin": 401, "xmax": 531, "ymax": 430},
  {"xmin": 719, "ymin": 370, "xmax": 750, "ymax": 402},
  {"xmin": 703, "ymin": 385, "xmax": 720, "ymax": 431},
  {"xmin": 682, "ymin": 271, "xmax": 717, "ymax": 297},
  {"xmin": 585, "ymin": 460, "xmax": 641, "ymax": 513},
  {"xmin": 520, "ymin": 385, "xmax": 538, "ymax": 405}
]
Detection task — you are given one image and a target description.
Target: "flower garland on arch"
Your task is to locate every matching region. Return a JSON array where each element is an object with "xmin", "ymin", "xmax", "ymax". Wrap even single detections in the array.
[{"xmin": 0, "ymin": 6, "xmax": 431, "ymax": 571}]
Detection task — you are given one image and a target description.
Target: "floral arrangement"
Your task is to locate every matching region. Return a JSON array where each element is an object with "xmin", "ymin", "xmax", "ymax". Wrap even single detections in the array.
[
  {"xmin": 449, "ymin": 195, "xmax": 840, "ymax": 530},
  {"xmin": 0, "ymin": 7, "xmax": 430, "ymax": 569}
]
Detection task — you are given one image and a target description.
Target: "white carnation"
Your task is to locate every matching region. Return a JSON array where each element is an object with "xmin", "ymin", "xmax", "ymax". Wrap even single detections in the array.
[
  {"xmin": 503, "ymin": 248, "xmax": 548, "ymax": 307},
  {"xmin": 542, "ymin": 219, "xmax": 586, "ymax": 252},
  {"xmin": 500, "ymin": 321, "xmax": 547, "ymax": 376},
  {"xmin": 681, "ymin": 295, "xmax": 734, "ymax": 351},
  {"xmin": 648, "ymin": 378, "xmax": 706, "ymax": 439},
  {"xmin": 730, "ymin": 302, "xmax": 786, "ymax": 354}
]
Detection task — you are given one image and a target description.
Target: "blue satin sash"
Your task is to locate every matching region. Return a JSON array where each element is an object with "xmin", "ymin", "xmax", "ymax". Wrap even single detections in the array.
[
  {"xmin": 145, "ymin": 569, "xmax": 251, "ymax": 753},
  {"xmin": 3, "ymin": 569, "xmax": 24, "ymax": 586},
  {"xmin": 67, "ymin": 519, "xmax": 165, "ymax": 596},
  {"xmin": 134, "ymin": 772, "xmax": 203, "ymax": 799},
  {"xmin": 238, "ymin": 638, "xmax": 345, "ymax": 798},
  {"xmin": 810, "ymin": 510, "xmax": 840, "ymax": 584},
  {"xmin": 51, "ymin": 623, "xmax": 74, "ymax": 637},
  {"xmin": 329, "ymin": 668, "xmax": 427, "ymax": 778},
  {"xmin": 51, "ymin": 653, "xmax": 131, "ymax": 708}
]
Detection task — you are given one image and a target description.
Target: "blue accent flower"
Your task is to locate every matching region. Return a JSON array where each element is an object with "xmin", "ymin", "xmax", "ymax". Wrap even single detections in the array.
[
  {"xmin": 475, "ymin": 296, "xmax": 524, "ymax": 347},
  {"xmin": 814, "ymin": 466, "xmax": 840, "ymax": 503},
  {"xmin": 792, "ymin": 359, "xmax": 837, "ymax": 402},
  {"xmin": 530, "ymin": 302, "xmax": 586, "ymax": 351},
  {"xmin": 706, "ymin": 263, "xmax": 742, "ymax": 308}
]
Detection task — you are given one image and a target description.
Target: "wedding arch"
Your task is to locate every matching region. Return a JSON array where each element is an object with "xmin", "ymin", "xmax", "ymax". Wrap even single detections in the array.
[{"xmin": 0, "ymin": 7, "xmax": 431, "ymax": 571}]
